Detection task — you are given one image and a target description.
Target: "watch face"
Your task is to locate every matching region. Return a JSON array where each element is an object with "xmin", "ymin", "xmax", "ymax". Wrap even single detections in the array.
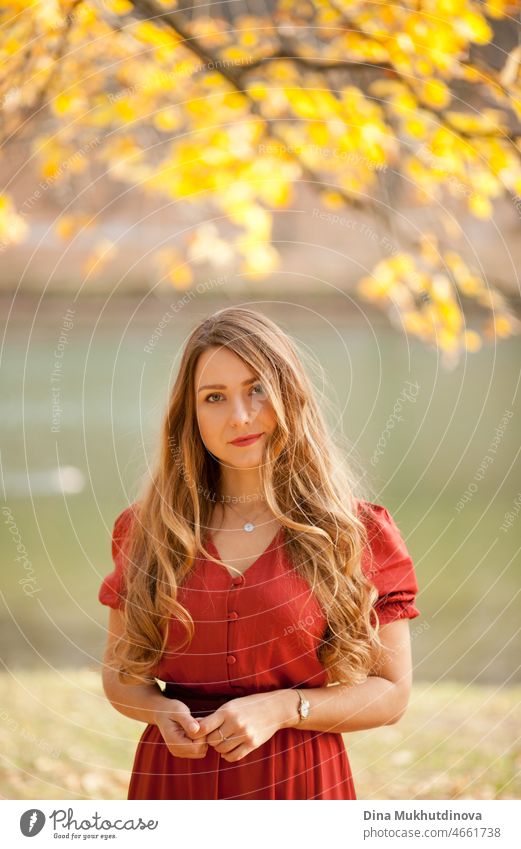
[{"xmin": 302, "ymin": 702, "xmax": 310, "ymax": 718}]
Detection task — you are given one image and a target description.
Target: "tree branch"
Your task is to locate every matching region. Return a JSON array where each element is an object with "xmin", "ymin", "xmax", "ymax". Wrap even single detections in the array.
[
  {"xmin": 1, "ymin": 0, "xmax": 83, "ymax": 147},
  {"xmin": 129, "ymin": 0, "xmax": 387, "ymax": 220}
]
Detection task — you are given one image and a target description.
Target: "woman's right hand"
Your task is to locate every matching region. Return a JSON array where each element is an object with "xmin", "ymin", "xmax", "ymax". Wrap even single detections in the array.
[{"xmin": 154, "ymin": 699, "xmax": 209, "ymax": 759}]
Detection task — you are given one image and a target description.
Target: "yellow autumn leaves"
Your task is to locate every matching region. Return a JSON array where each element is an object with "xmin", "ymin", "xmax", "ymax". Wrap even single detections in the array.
[
  {"xmin": 357, "ymin": 234, "xmax": 521, "ymax": 365},
  {"xmin": 0, "ymin": 194, "xmax": 28, "ymax": 249},
  {"xmin": 0, "ymin": 0, "xmax": 520, "ymax": 360}
]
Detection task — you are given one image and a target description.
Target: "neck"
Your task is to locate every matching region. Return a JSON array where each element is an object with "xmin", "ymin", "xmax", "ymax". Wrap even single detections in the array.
[{"xmin": 217, "ymin": 468, "xmax": 265, "ymax": 507}]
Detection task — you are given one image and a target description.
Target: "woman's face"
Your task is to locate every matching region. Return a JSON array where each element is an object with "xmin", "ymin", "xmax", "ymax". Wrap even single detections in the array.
[{"xmin": 194, "ymin": 345, "xmax": 277, "ymax": 468}]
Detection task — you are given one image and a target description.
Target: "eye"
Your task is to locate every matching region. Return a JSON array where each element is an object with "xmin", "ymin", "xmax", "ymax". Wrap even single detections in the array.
[
  {"xmin": 203, "ymin": 383, "xmax": 266, "ymax": 403},
  {"xmin": 251, "ymin": 382, "xmax": 266, "ymax": 396}
]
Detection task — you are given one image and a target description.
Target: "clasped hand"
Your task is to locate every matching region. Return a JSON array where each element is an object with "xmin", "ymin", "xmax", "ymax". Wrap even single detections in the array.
[{"xmin": 156, "ymin": 691, "xmax": 291, "ymax": 762}]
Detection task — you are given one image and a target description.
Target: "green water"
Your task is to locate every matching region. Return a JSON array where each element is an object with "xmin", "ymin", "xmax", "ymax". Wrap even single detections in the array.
[{"xmin": 1, "ymin": 295, "xmax": 520, "ymax": 683}]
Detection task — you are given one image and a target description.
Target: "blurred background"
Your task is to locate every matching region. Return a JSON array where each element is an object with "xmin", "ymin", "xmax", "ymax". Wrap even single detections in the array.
[
  {"xmin": 2, "ymin": 295, "xmax": 520, "ymax": 684},
  {"xmin": 1, "ymin": 0, "xmax": 520, "ymax": 800}
]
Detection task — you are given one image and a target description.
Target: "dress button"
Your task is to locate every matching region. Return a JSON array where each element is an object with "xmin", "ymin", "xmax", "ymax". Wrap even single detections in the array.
[
  {"xmin": 226, "ymin": 655, "xmax": 236, "ymax": 665},
  {"xmin": 232, "ymin": 574, "xmax": 245, "ymax": 586},
  {"xmin": 228, "ymin": 611, "xmax": 239, "ymax": 620}
]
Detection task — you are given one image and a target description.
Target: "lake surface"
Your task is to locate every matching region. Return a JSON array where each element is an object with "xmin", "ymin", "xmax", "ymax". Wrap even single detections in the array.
[{"xmin": 1, "ymin": 294, "xmax": 520, "ymax": 684}]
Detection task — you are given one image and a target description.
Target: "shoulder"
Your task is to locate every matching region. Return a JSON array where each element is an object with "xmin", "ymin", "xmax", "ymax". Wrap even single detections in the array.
[
  {"xmin": 356, "ymin": 499, "xmax": 417, "ymax": 584},
  {"xmin": 112, "ymin": 502, "xmax": 140, "ymax": 531},
  {"xmin": 356, "ymin": 499, "xmax": 406, "ymax": 537},
  {"xmin": 356, "ymin": 499, "xmax": 420, "ymax": 624},
  {"xmin": 356, "ymin": 499, "xmax": 406, "ymax": 553},
  {"xmin": 112, "ymin": 502, "xmax": 137, "ymax": 533},
  {"xmin": 111, "ymin": 503, "xmax": 139, "ymax": 559},
  {"xmin": 98, "ymin": 503, "xmax": 138, "ymax": 609}
]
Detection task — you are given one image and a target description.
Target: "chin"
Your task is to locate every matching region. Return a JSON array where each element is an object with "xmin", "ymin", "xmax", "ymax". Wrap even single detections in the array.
[
  {"xmin": 232, "ymin": 453, "xmax": 263, "ymax": 466},
  {"xmin": 229, "ymin": 450, "xmax": 264, "ymax": 467}
]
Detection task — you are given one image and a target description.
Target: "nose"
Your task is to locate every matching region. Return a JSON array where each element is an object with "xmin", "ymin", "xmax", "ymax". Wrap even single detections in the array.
[{"xmin": 229, "ymin": 395, "xmax": 252, "ymax": 427}]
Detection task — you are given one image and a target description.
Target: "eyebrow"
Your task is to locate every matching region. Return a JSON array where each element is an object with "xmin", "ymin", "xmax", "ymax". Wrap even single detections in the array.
[{"xmin": 197, "ymin": 377, "xmax": 259, "ymax": 392}]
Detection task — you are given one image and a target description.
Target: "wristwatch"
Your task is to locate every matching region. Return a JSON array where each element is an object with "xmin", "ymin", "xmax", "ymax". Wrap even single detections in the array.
[{"xmin": 295, "ymin": 688, "xmax": 310, "ymax": 722}]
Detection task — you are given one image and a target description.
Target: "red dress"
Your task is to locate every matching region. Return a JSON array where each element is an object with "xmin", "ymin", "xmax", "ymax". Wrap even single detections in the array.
[{"xmin": 98, "ymin": 500, "xmax": 420, "ymax": 800}]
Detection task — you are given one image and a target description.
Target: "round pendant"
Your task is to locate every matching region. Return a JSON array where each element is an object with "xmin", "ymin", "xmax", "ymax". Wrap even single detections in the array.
[{"xmin": 243, "ymin": 522, "xmax": 255, "ymax": 533}]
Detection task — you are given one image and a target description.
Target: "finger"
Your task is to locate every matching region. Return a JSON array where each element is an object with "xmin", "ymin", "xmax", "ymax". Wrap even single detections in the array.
[
  {"xmin": 173, "ymin": 746, "xmax": 208, "ymax": 760},
  {"xmin": 207, "ymin": 727, "xmax": 245, "ymax": 754},
  {"xmin": 195, "ymin": 709, "xmax": 227, "ymax": 738},
  {"xmin": 173, "ymin": 709, "xmax": 201, "ymax": 739},
  {"xmin": 187, "ymin": 721, "xmax": 211, "ymax": 740},
  {"xmin": 220, "ymin": 743, "xmax": 252, "ymax": 762},
  {"xmin": 168, "ymin": 731, "xmax": 208, "ymax": 758},
  {"xmin": 170, "ymin": 724, "xmax": 199, "ymax": 743},
  {"xmin": 167, "ymin": 739, "xmax": 207, "ymax": 758},
  {"xmin": 175, "ymin": 740, "xmax": 208, "ymax": 755},
  {"xmin": 168, "ymin": 723, "xmax": 208, "ymax": 752},
  {"xmin": 176, "ymin": 724, "xmax": 207, "ymax": 742},
  {"xmin": 165, "ymin": 718, "xmax": 198, "ymax": 740}
]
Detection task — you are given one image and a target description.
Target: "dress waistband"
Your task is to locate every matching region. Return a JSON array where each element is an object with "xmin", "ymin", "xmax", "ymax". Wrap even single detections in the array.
[{"xmin": 162, "ymin": 683, "xmax": 235, "ymax": 718}]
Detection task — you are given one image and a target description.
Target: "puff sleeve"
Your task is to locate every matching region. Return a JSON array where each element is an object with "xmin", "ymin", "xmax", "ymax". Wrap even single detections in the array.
[
  {"xmin": 359, "ymin": 500, "xmax": 420, "ymax": 626},
  {"xmin": 98, "ymin": 505, "xmax": 135, "ymax": 609}
]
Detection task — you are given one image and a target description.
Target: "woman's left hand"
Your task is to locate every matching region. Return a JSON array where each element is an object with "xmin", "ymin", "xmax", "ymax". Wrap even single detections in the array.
[{"xmin": 192, "ymin": 690, "xmax": 297, "ymax": 762}]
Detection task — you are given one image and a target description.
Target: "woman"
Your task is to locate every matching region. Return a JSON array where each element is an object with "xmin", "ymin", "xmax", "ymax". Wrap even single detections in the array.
[{"xmin": 98, "ymin": 306, "xmax": 420, "ymax": 800}]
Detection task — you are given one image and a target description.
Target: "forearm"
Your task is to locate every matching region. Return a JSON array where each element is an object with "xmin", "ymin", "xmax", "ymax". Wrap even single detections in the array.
[
  {"xmin": 276, "ymin": 678, "xmax": 409, "ymax": 734},
  {"xmin": 102, "ymin": 667, "xmax": 169, "ymax": 725}
]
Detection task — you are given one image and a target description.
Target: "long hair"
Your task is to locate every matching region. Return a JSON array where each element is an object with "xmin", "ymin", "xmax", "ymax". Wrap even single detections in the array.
[{"xmin": 110, "ymin": 306, "xmax": 384, "ymax": 686}]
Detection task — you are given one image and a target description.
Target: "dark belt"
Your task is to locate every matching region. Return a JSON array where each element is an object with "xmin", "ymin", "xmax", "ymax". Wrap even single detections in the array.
[{"xmin": 162, "ymin": 683, "xmax": 238, "ymax": 718}]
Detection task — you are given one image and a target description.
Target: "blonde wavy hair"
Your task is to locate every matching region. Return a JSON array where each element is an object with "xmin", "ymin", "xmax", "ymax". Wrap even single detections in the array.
[{"xmin": 111, "ymin": 306, "xmax": 385, "ymax": 686}]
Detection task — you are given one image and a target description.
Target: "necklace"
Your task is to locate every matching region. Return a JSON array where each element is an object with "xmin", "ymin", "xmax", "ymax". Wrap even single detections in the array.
[{"xmin": 218, "ymin": 496, "xmax": 270, "ymax": 533}]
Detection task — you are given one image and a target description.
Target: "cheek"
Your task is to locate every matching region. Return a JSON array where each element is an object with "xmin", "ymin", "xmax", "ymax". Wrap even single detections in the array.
[
  {"xmin": 196, "ymin": 406, "xmax": 211, "ymax": 441},
  {"xmin": 197, "ymin": 405, "xmax": 225, "ymax": 443},
  {"xmin": 261, "ymin": 400, "xmax": 277, "ymax": 429}
]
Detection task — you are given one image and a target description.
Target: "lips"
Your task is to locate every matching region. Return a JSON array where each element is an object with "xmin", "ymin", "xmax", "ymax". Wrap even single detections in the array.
[{"xmin": 230, "ymin": 432, "xmax": 264, "ymax": 446}]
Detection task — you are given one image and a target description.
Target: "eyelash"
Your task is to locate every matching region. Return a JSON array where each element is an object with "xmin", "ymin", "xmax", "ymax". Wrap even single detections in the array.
[{"xmin": 204, "ymin": 383, "xmax": 265, "ymax": 404}]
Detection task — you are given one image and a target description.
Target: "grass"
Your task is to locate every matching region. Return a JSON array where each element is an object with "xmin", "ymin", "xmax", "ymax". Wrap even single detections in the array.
[{"xmin": 0, "ymin": 668, "xmax": 519, "ymax": 800}]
